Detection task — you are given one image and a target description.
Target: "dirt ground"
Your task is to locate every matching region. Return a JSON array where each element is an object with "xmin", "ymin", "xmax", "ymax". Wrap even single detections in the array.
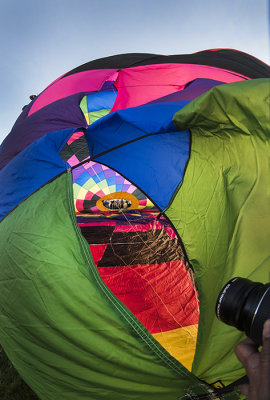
[{"xmin": 0, "ymin": 346, "xmax": 39, "ymax": 400}]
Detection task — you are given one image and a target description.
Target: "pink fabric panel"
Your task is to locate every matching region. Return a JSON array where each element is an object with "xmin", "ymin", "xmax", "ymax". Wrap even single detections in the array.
[
  {"xmin": 67, "ymin": 154, "xmax": 79, "ymax": 167},
  {"xmin": 107, "ymin": 71, "xmax": 118, "ymax": 82},
  {"xmin": 28, "ymin": 69, "xmax": 118, "ymax": 116},
  {"xmin": 111, "ymin": 63, "xmax": 247, "ymax": 111}
]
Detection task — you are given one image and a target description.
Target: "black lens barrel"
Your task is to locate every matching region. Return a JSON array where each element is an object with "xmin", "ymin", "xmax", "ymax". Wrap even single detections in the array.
[
  {"xmin": 249, "ymin": 287, "xmax": 270, "ymax": 345},
  {"xmin": 216, "ymin": 278, "xmax": 270, "ymax": 345}
]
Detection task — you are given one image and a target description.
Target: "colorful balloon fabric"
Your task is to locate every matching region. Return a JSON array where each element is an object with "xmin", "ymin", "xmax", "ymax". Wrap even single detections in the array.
[{"xmin": 0, "ymin": 49, "xmax": 270, "ymax": 400}]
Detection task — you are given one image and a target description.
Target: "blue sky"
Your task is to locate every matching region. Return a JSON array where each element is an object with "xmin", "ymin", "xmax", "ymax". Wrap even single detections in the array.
[{"xmin": 1, "ymin": 0, "xmax": 269, "ymax": 144}]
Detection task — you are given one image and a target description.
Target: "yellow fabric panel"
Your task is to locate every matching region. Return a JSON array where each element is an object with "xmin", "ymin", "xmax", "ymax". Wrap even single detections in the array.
[
  {"xmin": 153, "ymin": 324, "xmax": 198, "ymax": 371},
  {"xmin": 84, "ymin": 112, "xmax": 90, "ymax": 125}
]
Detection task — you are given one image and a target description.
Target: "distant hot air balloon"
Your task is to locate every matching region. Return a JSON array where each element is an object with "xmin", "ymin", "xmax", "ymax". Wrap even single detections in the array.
[{"xmin": 0, "ymin": 50, "xmax": 270, "ymax": 400}]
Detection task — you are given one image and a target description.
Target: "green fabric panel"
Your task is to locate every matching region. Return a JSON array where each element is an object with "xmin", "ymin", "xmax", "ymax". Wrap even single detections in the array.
[
  {"xmin": 0, "ymin": 173, "xmax": 217, "ymax": 400},
  {"xmin": 89, "ymin": 109, "xmax": 111, "ymax": 124},
  {"xmin": 167, "ymin": 79, "xmax": 270, "ymax": 385},
  {"xmin": 97, "ymin": 179, "xmax": 108, "ymax": 190},
  {"xmin": 83, "ymin": 178, "xmax": 96, "ymax": 191},
  {"xmin": 80, "ymin": 96, "xmax": 88, "ymax": 115},
  {"xmin": 80, "ymin": 96, "xmax": 90, "ymax": 125},
  {"xmin": 73, "ymin": 182, "xmax": 81, "ymax": 198}
]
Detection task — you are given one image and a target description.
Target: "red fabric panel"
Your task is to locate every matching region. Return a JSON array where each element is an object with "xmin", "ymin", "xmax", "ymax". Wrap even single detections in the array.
[
  {"xmin": 89, "ymin": 244, "xmax": 107, "ymax": 265},
  {"xmin": 164, "ymin": 227, "xmax": 177, "ymax": 239},
  {"xmin": 97, "ymin": 260, "xmax": 199, "ymax": 334}
]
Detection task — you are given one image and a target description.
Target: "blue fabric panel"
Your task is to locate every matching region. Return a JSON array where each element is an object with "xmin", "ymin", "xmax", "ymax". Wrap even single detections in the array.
[
  {"xmin": 85, "ymin": 102, "xmax": 190, "ymax": 210},
  {"xmin": 76, "ymin": 170, "xmax": 91, "ymax": 186},
  {"xmin": 86, "ymin": 90, "xmax": 116, "ymax": 112},
  {"xmin": 97, "ymin": 171, "xmax": 105, "ymax": 181},
  {"xmin": 0, "ymin": 128, "xmax": 76, "ymax": 221},
  {"xmin": 92, "ymin": 174, "xmax": 100, "ymax": 184},
  {"xmin": 85, "ymin": 101, "xmax": 189, "ymax": 157},
  {"xmin": 94, "ymin": 130, "xmax": 190, "ymax": 210},
  {"xmin": 92, "ymin": 171, "xmax": 106, "ymax": 183},
  {"xmin": 106, "ymin": 176, "xmax": 116, "ymax": 186}
]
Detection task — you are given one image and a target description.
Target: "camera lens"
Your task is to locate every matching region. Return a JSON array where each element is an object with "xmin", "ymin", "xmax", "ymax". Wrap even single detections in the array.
[{"xmin": 216, "ymin": 278, "xmax": 270, "ymax": 345}]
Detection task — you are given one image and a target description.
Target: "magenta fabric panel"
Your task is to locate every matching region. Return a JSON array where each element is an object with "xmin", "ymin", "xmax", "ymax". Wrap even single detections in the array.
[
  {"xmin": 113, "ymin": 223, "xmax": 177, "ymax": 239},
  {"xmin": 28, "ymin": 69, "xmax": 118, "ymax": 116},
  {"xmin": 111, "ymin": 63, "xmax": 248, "ymax": 111},
  {"xmin": 78, "ymin": 222, "xmax": 117, "ymax": 227}
]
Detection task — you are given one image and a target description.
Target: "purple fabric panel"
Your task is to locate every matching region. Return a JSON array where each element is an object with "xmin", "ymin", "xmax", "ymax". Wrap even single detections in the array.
[
  {"xmin": 72, "ymin": 165, "xmax": 85, "ymax": 182},
  {"xmin": 100, "ymin": 80, "xmax": 116, "ymax": 91},
  {"xmin": 0, "ymin": 93, "xmax": 89, "ymax": 171},
  {"xmin": 104, "ymin": 169, "xmax": 116, "ymax": 178},
  {"xmin": 116, "ymin": 176, "xmax": 125, "ymax": 184},
  {"xmin": 149, "ymin": 78, "xmax": 225, "ymax": 103},
  {"xmin": 90, "ymin": 163, "xmax": 103, "ymax": 174},
  {"xmin": 122, "ymin": 184, "xmax": 131, "ymax": 192}
]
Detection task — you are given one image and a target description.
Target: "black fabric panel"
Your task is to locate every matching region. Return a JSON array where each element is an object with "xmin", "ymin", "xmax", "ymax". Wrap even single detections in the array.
[
  {"xmin": 79, "ymin": 225, "xmax": 115, "ymax": 244},
  {"xmin": 97, "ymin": 230, "xmax": 185, "ymax": 267},
  {"xmin": 83, "ymin": 195, "xmax": 100, "ymax": 211},
  {"xmin": 132, "ymin": 188, "xmax": 146, "ymax": 200},
  {"xmin": 68, "ymin": 136, "xmax": 89, "ymax": 161},
  {"xmin": 62, "ymin": 50, "xmax": 270, "ymax": 79},
  {"xmin": 60, "ymin": 145, "xmax": 74, "ymax": 162},
  {"xmin": 61, "ymin": 135, "xmax": 89, "ymax": 162},
  {"xmin": 63, "ymin": 53, "xmax": 158, "ymax": 77},
  {"xmin": 79, "ymin": 223, "xmax": 186, "ymax": 266}
]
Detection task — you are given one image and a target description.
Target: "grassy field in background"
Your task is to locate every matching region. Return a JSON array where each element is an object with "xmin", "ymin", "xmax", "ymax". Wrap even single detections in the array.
[{"xmin": 0, "ymin": 346, "xmax": 39, "ymax": 400}]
